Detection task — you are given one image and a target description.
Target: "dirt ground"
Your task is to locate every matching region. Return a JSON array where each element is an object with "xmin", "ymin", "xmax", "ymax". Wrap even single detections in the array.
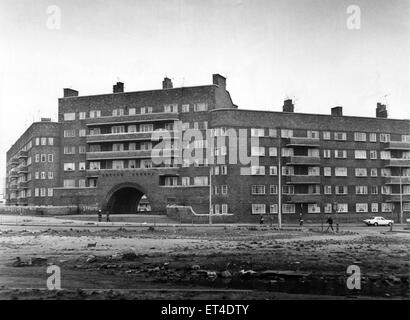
[{"xmin": 0, "ymin": 217, "xmax": 409, "ymax": 300}]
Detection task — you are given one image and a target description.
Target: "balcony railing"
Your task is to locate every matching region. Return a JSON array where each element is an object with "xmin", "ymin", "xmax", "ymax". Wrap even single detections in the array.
[
  {"xmin": 17, "ymin": 165, "xmax": 28, "ymax": 174},
  {"xmin": 17, "ymin": 181, "xmax": 28, "ymax": 189},
  {"xmin": 385, "ymin": 176, "xmax": 410, "ymax": 184},
  {"xmin": 384, "ymin": 159, "xmax": 410, "ymax": 167},
  {"xmin": 383, "ymin": 141, "xmax": 410, "ymax": 150},
  {"xmin": 86, "ymin": 112, "xmax": 179, "ymax": 126},
  {"xmin": 86, "ymin": 149, "xmax": 154, "ymax": 160},
  {"xmin": 283, "ymin": 194, "xmax": 322, "ymax": 203},
  {"xmin": 86, "ymin": 130, "xmax": 178, "ymax": 143},
  {"xmin": 286, "ymin": 156, "xmax": 321, "ymax": 165},
  {"xmin": 17, "ymin": 150, "xmax": 28, "ymax": 158},
  {"xmin": 9, "ymin": 170, "xmax": 19, "ymax": 178},
  {"xmin": 10, "ymin": 158, "xmax": 19, "ymax": 166},
  {"xmin": 286, "ymin": 175, "xmax": 321, "ymax": 184},
  {"xmin": 284, "ymin": 137, "xmax": 320, "ymax": 147},
  {"xmin": 384, "ymin": 194, "xmax": 410, "ymax": 202}
]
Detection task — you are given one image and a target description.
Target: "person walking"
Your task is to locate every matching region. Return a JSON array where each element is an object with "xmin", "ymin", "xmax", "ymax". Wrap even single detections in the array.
[
  {"xmin": 260, "ymin": 215, "xmax": 264, "ymax": 225},
  {"xmin": 97, "ymin": 209, "xmax": 102, "ymax": 222},
  {"xmin": 326, "ymin": 216, "xmax": 334, "ymax": 232}
]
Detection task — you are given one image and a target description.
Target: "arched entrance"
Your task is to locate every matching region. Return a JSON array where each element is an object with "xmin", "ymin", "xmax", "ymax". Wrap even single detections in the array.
[{"xmin": 104, "ymin": 183, "xmax": 151, "ymax": 214}]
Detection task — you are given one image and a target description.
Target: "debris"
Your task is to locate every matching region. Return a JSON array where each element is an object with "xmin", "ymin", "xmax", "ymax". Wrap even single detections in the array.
[
  {"xmin": 239, "ymin": 269, "xmax": 257, "ymax": 277},
  {"xmin": 87, "ymin": 242, "xmax": 97, "ymax": 248},
  {"xmin": 121, "ymin": 249, "xmax": 138, "ymax": 261},
  {"xmin": 30, "ymin": 257, "xmax": 48, "ymax": 266},
  {"xmin": 86, "ymin": 255, "xmax": 97, "ymax": 263},
  {"xmin": 220, "ymin": 270, "xmax": 232, "ymax": 278},
  {"xmin": 191, "ymin": 264, "xmax": 201, "ymax": 270}
]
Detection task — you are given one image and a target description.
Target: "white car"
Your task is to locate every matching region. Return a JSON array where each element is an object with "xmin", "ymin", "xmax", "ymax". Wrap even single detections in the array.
[{"xmin": 363, "ymin": 216, "xmax": 394, "ymax": 227}]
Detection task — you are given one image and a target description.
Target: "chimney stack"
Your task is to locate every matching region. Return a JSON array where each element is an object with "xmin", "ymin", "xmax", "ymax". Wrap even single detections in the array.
[
  {"xmin": 331, "ymin": 106, "xmax": 343, "ymax": 116},
  {"xmin": 376, "ymin": 102, "xmax": 388, "ymax": 118},
  {"xmin": 113, "ymin": 82, "xmax": 124, "ymax": 93},
  {"xmin": 212, "ymin": 74, "xmax": 226, "ymax": 89},
  {"xmin": 162, "ymin": 77, "xmax": 173, "ymax": 89},
  {"xmin": 283, "ymin": 99, "xmax": 294, "ymax": 113},
  {"xmin": 63, "ymin": 88, "xmax": 79, "ymax": 98}
]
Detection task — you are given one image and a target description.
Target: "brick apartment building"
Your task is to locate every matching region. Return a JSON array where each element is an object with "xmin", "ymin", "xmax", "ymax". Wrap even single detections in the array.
[{"xmin": 5, "ymin": 74, "xmax": 410, "ymax": 222}]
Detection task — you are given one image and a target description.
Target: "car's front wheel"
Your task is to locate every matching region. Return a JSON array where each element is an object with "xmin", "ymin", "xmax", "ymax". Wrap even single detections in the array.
[{"xmin": 374, "ymin": 222, "xmax": 378, "ymax": 227}]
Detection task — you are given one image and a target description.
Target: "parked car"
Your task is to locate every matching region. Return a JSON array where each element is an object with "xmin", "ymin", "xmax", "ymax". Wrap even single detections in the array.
[{"xmin": 363, "ymin": 216, "xmax": 394, "ymax": 226}]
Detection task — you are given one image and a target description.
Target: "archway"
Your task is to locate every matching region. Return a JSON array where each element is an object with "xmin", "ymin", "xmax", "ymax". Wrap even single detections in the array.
[{"xmin": 104, "ymin": 183, "xmax": 151, "ymax": 214}]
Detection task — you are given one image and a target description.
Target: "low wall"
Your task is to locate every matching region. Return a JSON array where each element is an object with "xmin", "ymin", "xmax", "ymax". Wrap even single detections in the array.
[{"xmin": 0, "ymin": 205, "xmax": 98, "ymax": 216}]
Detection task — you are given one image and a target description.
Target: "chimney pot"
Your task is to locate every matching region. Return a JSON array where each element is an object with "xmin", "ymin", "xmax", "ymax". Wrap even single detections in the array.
[
  {"xmin": 376, "ymin": 102, "xmax": 388, "ymax": 118},
  {"xmin": 162, "ymin": 77, "xmax": 173, "ymax": 89},
  {"xmin": 63, "ymin": 88, "xmax": 79, "ymax": 98},
  {"xmin": 113, "ymin": 82, "xmax": 124, "ymax": 93},
  {"xmin": 212, "ymin": 74, "xmax": 226, "ymax": 89}
]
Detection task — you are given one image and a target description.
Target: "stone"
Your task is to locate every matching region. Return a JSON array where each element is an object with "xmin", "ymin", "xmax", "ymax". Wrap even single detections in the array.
[{"xmin": 220, "ymin": 270, "xmax": 232, "ymax": 278}]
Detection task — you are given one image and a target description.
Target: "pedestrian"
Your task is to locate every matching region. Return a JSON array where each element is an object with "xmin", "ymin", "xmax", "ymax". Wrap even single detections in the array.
[
  {"xmin": 326, "ymin": 216, "xmax": 334, "ymax": 232},
  {"xmin": 106, "ymin": 211, "xmax": 110, "ymax": 222},
  {"xmin": 97, "ymin": 209, "xmax": 102, "ymax": 222},
  {"xmin": 299, "ymin": 213, "xmax": 303, "ymax": 227},
  {"xmin": 260, "ymin": 215, "xmax": 264, "ymax": 225}
]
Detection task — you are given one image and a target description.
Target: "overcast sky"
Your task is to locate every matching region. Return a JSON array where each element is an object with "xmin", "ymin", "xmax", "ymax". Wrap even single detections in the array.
[{"xmin": 0, "ymin": 0, "xmax": 409, "ymax": 198}]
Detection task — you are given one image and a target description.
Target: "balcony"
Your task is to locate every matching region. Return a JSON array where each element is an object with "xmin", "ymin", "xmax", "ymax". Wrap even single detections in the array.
[
  {"xmin": 17, "ymin": 181, "xmax": 28, "ymax": 189},
  {"xmin": 8, "ymin": 184, "xmax": 18, "ymax": 191},
  {"xmin": 385, "ymin": 176, "xmax": 410, "ymax": 184},
  {"xmin": 86, "ymin": 130, "xmax": 178, "ymax": 143},
  {"xmin": 284, "ymin": 194, "xmax": 322, "ymax": 203},
  {"xmin": 9, "ymin": 170, "xmax": 19, "ymax": 178},
  {"xmin": 383, "ymin": 141, "xmax": 410, "ymax": 151},
  {"xmin": 17, "ymin": 150, "xmax": 28, "ymax": 158},
  {"xmin": 86, "ymin": 149, "xmax": 154, "ymax": 160},
  {"xmin": 285, "ymin": 137, "xmax": 320, "ymax": 147},
  {"xmin": 17, "ymin": 165, "xmax": 28, "ymax": 174},
  {"xmin": 384, "ymin": 194, "xmax": 410, "ymax": 202},
  {"xmin": 10, "ymin": 158, "xmax": 19, "ymax": 166},
  {"xmin": 286, "ymin": 175, "xmax": 321, "ymax": 184},
  {"xmin": 384, "ymin": 159, "xmax": 410, "ymax": 167},
  {"xmin": 286, "ymin": 156, "xmax": 321, "ymax": 166},
  {"xmin": 86, "ymin": 112, "xmax": 179, "ymax": 126}
]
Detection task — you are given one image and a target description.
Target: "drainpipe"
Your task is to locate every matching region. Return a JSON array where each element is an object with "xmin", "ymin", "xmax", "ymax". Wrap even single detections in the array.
[{"xmin": 278, "ymin": 128, "xmax": 282, "ymax": 229}]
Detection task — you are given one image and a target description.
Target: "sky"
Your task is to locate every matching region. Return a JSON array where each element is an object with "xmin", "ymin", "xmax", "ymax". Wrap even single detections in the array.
[{"xmin": 0, "ymin": 0, "xmax": 409, "ymax": 198}]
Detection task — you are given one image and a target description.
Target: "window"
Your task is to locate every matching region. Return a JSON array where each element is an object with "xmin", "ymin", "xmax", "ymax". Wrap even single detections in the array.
[
  {"xmin": 282, "ymin": 204, "xmax": 295, "ymax": 213},
  {"xmin": 270, "ymin": 204, "xmax": 278, "ymax": 214},
  {"xmin": 63, "ymin": 179, "xmax": 75, "ymax": 188},
  {"xmin": 41, "ymin": 154, "xmax": 47, "ymax": 162},
  {"xmin": 181, "ymin": 177, "xmax": 190, "ymax": 186},
  {"xmin": 281, "ymin": 129, "xmax": 293, "ymax": 138},
  {"xmin": 336, "ymin": 203, "xmax": 348, "ymax": 213},
  {"xmin": 141, "ymin": 106, "xmax": 153, "ymax": 114},
  {"xmin": 356, "ymin": 186, "xmax": 368, "ymax": 195},
  {"xmin": 40, "ymin": 188, "xmax": 47, "ymax": 197},
  {"xmin": 252, "ymin": 204, "xmax": 266, "ymax": 214},
  {"xmin": 181, "ymin": 104, "xmax": 190, "ymax": 113},
  {"xmin": 41, "ymin": 172, "xmax": 46, "ymax": 180},
  {"xmin": 308, "ymin": 204, "xmax": 321, "ymax": 213},
  {"xmin": 269, "ymin": 185, "xmax": 278, "ymax": 194},
  {"xmin": 164, "ymin": 104, "xmax": 178, "ymax": 113},
  {"xmin": 112, "ymin": 160, "xmax": 124, "ymax": 170},
  {"xmin": 381, "ymin": 168, "xmax": 391, "ymax": 177},
  {"xmin": 112, "ymin": 108, "xmax": 125, "ymax": 116},
  {"xmin": 369, "ymin": 150, "xmax": 377, "ymax": 159},
  {"xmin": 380, "ymin": 134, "xmax": 390, "ymax": 142},
  {"xmin": 369, "ymin": 133, "xmax": 377, "ymax": 142},
  {"xmin": 381, "ymin": 186, "xmax": 391, "ymax": 195},
  {"xmin": 48, "ymin": 154, "xmax": 54, "ymax": 162},
  {"xmin": 370, "ymin": 168, "xmax": 378, "ymax": 177},
  {"xmin": 64, "ymin": 130, "xmax": 75, "ymax": 138},
  {"xmin": 164, "ymin": 176, "xmax": 178, "ymax": 186},
  {"xmin": 214, "ymin": 204, "xmax": 220, "ymax": 214},
  {"xmin": 79, "ymin": 129, "xmax": 86, "ymax": 137},
  {"xmin": 356, "ymin": 203, "xmax": 368, "ymax": 213},
  {"xmin": 355, "ymin": 168, "xmax": 367, "ymax": 177},
  {"xmin": 354, "ymin": 132, "xmax": 366, "ymax": 141},
  {"xmin": 269, "ymin": 166, "xmax": 278, "ymax": 175},
  {"xmin": 48, "ymin": 172, "xmax": 53, "ymax": 179},
  {"xmin": 89, "ymin": 110, "xmax": 101, "ymax": 118},
  {"xmin": 64, "ymin": 146, "xmax": 75, "ymax": 154},
  {"xmin": 251, "ymin": 166, "xmax": 265, "ymax": 175},
  {"xmin": 308, "ymin": 166, "xmax": 320, "ymax": 176},
  {"xmin": 268, "ymin": 129, "xmax": 277, "ymax": 137},
  {"xmin": 89, "ymin": 161, "xmax": 100, "ymax": 170},
  {"xmin": 64, "ymin": 163, "xmax": 75, "ymax": 171},
  {"xmin": 214, "ymin": 186, "xmax": 220, "ymax": 196},
  {"xmin": 35, "ymin": 138, "xmax": 40, "ymax": 146},
  {"xmin": 324, "ymin": 185, "xmax": 332, "ymax": 194},
  {"xmin": 371, "ymin": 203, "xmax": 378, "ymax": 212},
  {"xmin": 79, "ymin": 112, "xmax": 86, "ymax": 119},
  {"xmin": 194, "ymin": 176, "xmax": 208, "ymax": 186},
  {"xmin": 307, "ymin": 131, "xmax": 319, "ymax": 139},
  {"xmin": 221, "ymin": 185, "xmax": 228, "ymax": 195},
  {"xmin": 27, "ymin": 157, "xmax": 32, "ymax": 165},
  {"xmin": 324, "ymin": 167, "xmax": 332, "ymax": 176},
  {"xmin": 282, "ymin": 166, "xmax": 294, "ymax": 176},
  {"xmin": 48, "ymin": 137, "xmax": 54, "ymax": 145},
  {"xmin": 335, "ymin": 185, "xmax": 348, "ymax": 195},
  {"xmin": 35, "ymin": 154, "xmax": 40, "ymax": 163},
  {"xmin": 140, "ymin": 124, "xmax": 153, "ymax": 132},
  {"xmin": 355, "ymin": 150, "xmax": 367, "ymax": 159},
  {"xmin": 251, "ymin": 146, "xmax": 265, "ymax": 156},
  {"xmin": 48, "ymin": 188, "xmax": 53, "ymax": 197},
  {"xmin": 323, "ymin": 150, "xmax": 331, "ymax": 158},
  {"xmin": 64, "ymin": 113, "xmax": 76, "ymax": 121},
  {"xmin": 382, "ymin": 203, "xmax": 393, "ymax": 212},
  {"xmin": 251, "ymin": 185, "xmax": 266, "ymax": 195},
  {"xmin": 335, "ymin": 167, "xmax": 347, "ymax": 176},
  {"xmin": 221, "ymin": 204, "xmax": 228, "ymax": 214},
  {"xmin": 308, "ymin": 185, "xmax": 320, "ymax": 194},
  {"xmin": 34, "ymin": 188, "xmax": 39, "ymax": 197},
  {"xmin": 282, "ymin": 185, "xmax": 294, "ymax": 195},
  {"xmin": 402, "ymin": 135, "xmax": 410, "ymax": 143},
  {"xmin": 194, "ymin": 103, "xmax": 208, "ymax": 112},
  {"xmin": 334, "ymin": 150, "xmax": 347, "ymax": 159},
  {"xmin": 380, "ymin": 151, "xmax": 391, "ymax": 160},
  {"xmin": 269, "ymin": 147, "xmax": 277, "ymax": 156},
  {"xmin": 324, "ymin": 203, "xmax": 332, "ymax": 213},
  {"xmin": 334, "ymin": 132, "xmax": 347, "ymax": 140},
  {"xmin": 79, "ymin": 162, "xmax": 86, "ymax": 171},
  {"xmin": 251, "ymin": 128, "xmax": 265, "ymax": 137},
  {"xmin": 323, "ymin": 131, "xmax": 331, "ymax": 140},
  {"xmin": 35, "ymin": 172, "xmax": 39, "ymax": 179},
  {"xmin": 112, "ymin": 126, "xmax": 125, "ymax": 134},
  {"xmin": 282, "ymin": 148, "xmax": 293, "ymax": 157}
]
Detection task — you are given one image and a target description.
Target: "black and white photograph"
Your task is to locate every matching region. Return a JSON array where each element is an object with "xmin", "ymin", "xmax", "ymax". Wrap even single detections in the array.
[{"xmin": 0, "ymin": 0, "xmax": 409, "ymax": 309}]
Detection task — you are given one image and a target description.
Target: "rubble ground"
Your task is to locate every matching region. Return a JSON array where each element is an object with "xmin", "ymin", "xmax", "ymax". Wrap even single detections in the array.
[{"xmin": 0, "ymin": 221, "xmax": 409, "ymax": 300}]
